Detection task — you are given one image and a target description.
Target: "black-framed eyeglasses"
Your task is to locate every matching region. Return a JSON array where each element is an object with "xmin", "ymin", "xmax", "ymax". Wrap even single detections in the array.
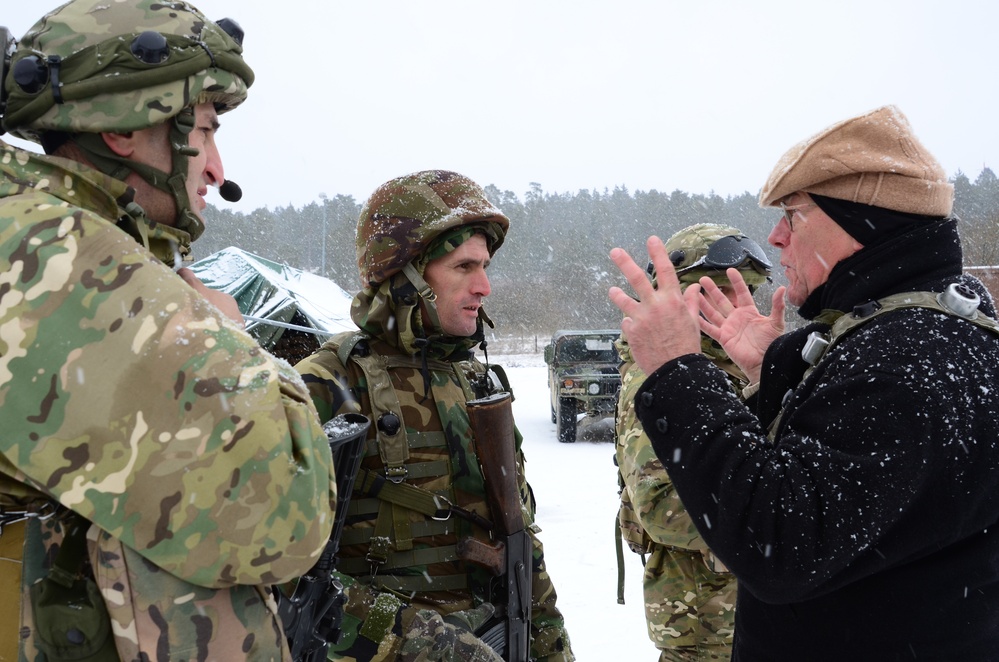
[
  {"xmin": 779, "ymin": 201, "xmax": 815, "ymax": 231},
  {"xmin": 673, "ymin": 234, "xmax": 772, "ymax": 276}
]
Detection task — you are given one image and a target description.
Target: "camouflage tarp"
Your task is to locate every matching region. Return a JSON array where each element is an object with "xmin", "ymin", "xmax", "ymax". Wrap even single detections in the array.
[{"xmin": 191, "ymin": 247, "xmax": 357, "ymax": 360}]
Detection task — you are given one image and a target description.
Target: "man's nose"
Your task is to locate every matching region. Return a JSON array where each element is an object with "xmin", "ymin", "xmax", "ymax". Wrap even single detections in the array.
[
  {"xmin": 205, "ymin": 143, "xmax": 224, "ymax": 189},
  {"xmin": 768, "ymin": 220, "xmax": 788, "ymax": 249},
  {"xmin": 474, "ymin": 270, "xmax": 491, "ymax": 297}
]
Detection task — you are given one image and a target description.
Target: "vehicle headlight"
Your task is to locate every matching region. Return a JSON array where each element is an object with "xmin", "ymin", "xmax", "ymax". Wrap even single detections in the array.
[{"xmin": 587, "ymin": 382, "xmax": 601, "ymax": 395}]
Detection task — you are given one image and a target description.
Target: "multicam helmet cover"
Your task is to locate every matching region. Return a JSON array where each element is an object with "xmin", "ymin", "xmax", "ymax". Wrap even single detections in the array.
[
  {"xmin": 2, "ymin": 0, "xmax": 254, "ymax": 142},
  {"xmin": 663, "ymin": 223, "xmax": 771, "ymax": 289},
  {"xmin": 356, "ymin": 170, "xmax": 510, "ymax": 288}
]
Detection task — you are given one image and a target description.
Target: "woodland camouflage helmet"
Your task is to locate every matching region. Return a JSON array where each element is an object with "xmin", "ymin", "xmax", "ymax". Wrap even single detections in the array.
[
  {"xmin": 663, "ymin": 223, "xmax": 771, "ymax": 289},
  {"xmin": 356, "ymin": 170, "xmax": 510, "ymax": 288},
  {"xmin": 0, "ymin": 0, "xmax": 254, "ymax": 242}
]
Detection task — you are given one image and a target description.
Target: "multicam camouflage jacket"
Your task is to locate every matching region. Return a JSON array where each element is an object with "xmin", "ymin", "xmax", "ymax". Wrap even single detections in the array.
[
  {"xmin": 0, "ymin": 140, "xmax": 337, "ymax": 661},
  {"xmin": 615, "ymin": 336, "xmax": 738, "ymax": 657},
  {"xmin": 295, "ymin": 280, "xmax": 573, "ymax": 662}
]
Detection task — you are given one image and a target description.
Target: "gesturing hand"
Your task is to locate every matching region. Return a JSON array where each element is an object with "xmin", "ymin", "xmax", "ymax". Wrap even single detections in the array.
[
  {"xmin": 694, "ymin": 268, "xmax": 785, "ymax": 383},
  {"xmin": 608, "ymin": 236, "xmax": 702, "ymax": 376}
]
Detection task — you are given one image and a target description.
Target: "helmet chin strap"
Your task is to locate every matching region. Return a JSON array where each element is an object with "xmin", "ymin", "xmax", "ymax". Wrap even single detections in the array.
[
  {"xmin": 71, "ymin": 108, "xmax": 205, "ymax": 241},
  {"xmin": 402, "ymin": 262, "xmax": 444, "ymax": 333},
  {"xmin": 402, "ymin": 261, "xmax": 494, "ymax": 343}
]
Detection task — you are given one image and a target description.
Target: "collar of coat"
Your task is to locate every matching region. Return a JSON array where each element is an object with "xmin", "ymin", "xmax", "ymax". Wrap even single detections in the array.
[{"xmin": 797, "ymin": 218, "xmax": 965, "ymax": 321}]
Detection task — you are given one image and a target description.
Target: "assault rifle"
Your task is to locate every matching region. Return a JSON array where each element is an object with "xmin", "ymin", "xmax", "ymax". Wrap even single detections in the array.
[
  {"xmin": 463, "ymin": 392, "xmax": 532, "ymax": 662},
  {"xmin": 277, "ymin": 413, "xmax": 370, "ymax": 662}
]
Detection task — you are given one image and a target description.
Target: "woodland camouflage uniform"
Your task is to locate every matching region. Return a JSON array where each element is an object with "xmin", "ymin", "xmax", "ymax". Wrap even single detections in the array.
[
  {"xmin": 0, "ymin": 2, "xmax": 336, "ymax": 660},
  {"xmin": 296, "ymin": 170, "xmax": 573, "ymax": 662},
  {"xmin": 615, "ymin": 224, "xmax": 769, "ymax": 661}
]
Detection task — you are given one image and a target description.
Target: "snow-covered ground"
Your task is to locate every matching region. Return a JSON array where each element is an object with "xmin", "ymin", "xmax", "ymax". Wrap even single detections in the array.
[{"xmin": 493, "ymin": 352, "xmax": 653, "ymax": 660}]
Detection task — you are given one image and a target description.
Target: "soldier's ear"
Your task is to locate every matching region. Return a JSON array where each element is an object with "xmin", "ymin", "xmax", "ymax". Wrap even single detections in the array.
[{"xmin": 100, "ymin": 130, "xmax": 137, "ymax": 157}]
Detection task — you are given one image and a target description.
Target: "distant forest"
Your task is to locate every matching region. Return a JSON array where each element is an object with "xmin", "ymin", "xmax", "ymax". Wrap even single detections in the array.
[{"xmin": 200, "ymin": 168, "xmax": 999, "ymax": 348}]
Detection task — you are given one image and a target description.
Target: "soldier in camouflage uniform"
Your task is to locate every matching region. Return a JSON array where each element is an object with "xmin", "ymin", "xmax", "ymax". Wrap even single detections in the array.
[
  {"xmin": 295, "ymin": 170, "xmax": 574, "ymax": 662},
  {"xmin": 0, "ymin": 2, "xmax": 336, "ymax": 660},
  {"xmin": 615, "ymin": 224, "xmax": 770, "ymax": 661}
]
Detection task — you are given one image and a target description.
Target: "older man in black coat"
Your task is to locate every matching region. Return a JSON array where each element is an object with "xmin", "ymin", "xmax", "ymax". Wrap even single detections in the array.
[{"xmin": 609, "ymin": 105, "xmax": 999, "ymax": 661}]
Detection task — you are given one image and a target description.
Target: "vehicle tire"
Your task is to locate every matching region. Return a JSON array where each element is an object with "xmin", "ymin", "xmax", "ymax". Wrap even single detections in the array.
[
  {"xmin": 550, "ymin": 405, "xmax": 557, "ymax": 424},
  {"xmin": 557, "ymin": 398, "xmax": 577, "ymax": 443}
]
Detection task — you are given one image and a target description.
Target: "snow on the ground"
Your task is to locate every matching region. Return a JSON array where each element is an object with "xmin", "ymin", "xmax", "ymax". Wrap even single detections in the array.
[{"xmin": 492, "ymin": 352, "xmax": 653, "ymax": 660}]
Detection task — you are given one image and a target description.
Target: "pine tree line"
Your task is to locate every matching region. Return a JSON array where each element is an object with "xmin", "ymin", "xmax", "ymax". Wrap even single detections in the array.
[{"xmin": 198, "ymin": 168, "xmax": 999, "ymax": 345}]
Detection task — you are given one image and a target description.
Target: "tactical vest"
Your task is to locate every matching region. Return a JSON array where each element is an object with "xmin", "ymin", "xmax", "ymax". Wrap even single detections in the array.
[
  {"xmin": 325, "ymin": 331, "xmax": 514, "ymax": 596},
  {"xmin": 615, "ymin": 354, "xmax": 749, "ymax": 556},
  {"xmin": 613, "ymin": 348, "xmax": 743, "ymax": 603},
  {"xmin": 769, "ymin": 285, "xmax": 999, "ymax": 438},
  {"xmin": 615, "ymin": 457, "xmax": 733, "ymax": 604}
]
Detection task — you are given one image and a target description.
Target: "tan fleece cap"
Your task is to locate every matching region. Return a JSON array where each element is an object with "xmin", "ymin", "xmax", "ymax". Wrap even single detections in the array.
[{"xmin": 759, "ymin": 105, "xmax": 954, "ymax": 217}]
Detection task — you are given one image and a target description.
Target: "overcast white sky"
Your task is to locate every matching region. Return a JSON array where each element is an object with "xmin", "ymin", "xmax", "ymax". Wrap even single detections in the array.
[{"xmin": 6, "ymin": 0, "xmax": 999, "ymax": 214}]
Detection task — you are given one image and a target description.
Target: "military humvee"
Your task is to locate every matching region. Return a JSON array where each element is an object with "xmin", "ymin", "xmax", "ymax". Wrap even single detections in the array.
[{"xmin": 543, "ymin": 329, "xmax": 622, "ymax": 443}]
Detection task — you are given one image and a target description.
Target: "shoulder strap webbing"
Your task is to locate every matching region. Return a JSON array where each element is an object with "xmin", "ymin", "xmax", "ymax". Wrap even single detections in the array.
[
  {"xmin": 768, "ymin": 288, "xmax": 999, "ymax": 438},
  {"xmin": 342, "ymin": 341, "xmax": 412, "ymax": 481},
  {"xmin": 803, "ymin": 289, "xmax": 999, "ymax": 373},
  {"xmin": 335, "ymin": 331, "xmax": 366, "ymax": 369}
]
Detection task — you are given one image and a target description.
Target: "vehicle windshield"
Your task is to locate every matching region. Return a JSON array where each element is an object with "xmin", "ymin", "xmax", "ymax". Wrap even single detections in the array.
[{"xmin": 556, "ymin": 336, "xmax": 617, "ymax": 363}]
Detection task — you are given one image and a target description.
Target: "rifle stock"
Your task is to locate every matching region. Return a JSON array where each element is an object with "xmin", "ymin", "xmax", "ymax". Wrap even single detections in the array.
[
  {"xmin": 277, "ymin": 413, "xmax": 370, "ymax": 662},
  {"xmin": 467, "ymin": 393, "xmax": 531, "ymax": 662}
]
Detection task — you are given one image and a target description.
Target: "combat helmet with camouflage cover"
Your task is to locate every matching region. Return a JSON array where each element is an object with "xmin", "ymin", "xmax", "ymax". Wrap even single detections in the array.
[
  {"xmin": 352, "ymin": 169, "xmax": 510, "ymax": 355},
  {"xmin": 0, "ymin": 0, "xmax": 254, "ymax": 241},
  {"xmin": 663, "ymin": 222, "xmax": 771, "ymax": 290},
  {"xmin": 356, "ymin": 169, "xmax": 509, "ymax": 289}
]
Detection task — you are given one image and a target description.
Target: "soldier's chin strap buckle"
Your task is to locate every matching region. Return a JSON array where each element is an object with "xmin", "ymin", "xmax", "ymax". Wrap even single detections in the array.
[
  {"xmin": 401, "ymin": 262, "xmax": 444, "ymax": 333},
  {"xmin": 402, "ymin": 263, "xmax": 436, "ymax": 302}
]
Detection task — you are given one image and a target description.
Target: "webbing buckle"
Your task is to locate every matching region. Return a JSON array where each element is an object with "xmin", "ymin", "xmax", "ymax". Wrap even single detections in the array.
[
  {"xmin": 0, "ymin": 502, "xmax": 56, "ymax": 537},
  {"xmin": 384, "ymin": 466, "xmax": 408, "ymax": 484},
  {"xmin": 366, "ymin": 536, "xmax": 391, "ymax": 577},
  {"xmin": 430, "ymin": 495, "xmax": 453, "ymax": 521}
]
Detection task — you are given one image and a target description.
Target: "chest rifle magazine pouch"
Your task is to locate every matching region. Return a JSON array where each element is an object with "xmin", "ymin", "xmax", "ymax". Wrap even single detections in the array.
[{"xmin": 29, "ymin": 513, "xmax": 117, "ymax": 661}]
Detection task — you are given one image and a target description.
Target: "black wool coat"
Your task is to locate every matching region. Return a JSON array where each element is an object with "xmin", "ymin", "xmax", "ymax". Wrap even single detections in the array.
[{"xmin": 636, "ymin": 219, "xmax": 999, "ymax": 661}]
